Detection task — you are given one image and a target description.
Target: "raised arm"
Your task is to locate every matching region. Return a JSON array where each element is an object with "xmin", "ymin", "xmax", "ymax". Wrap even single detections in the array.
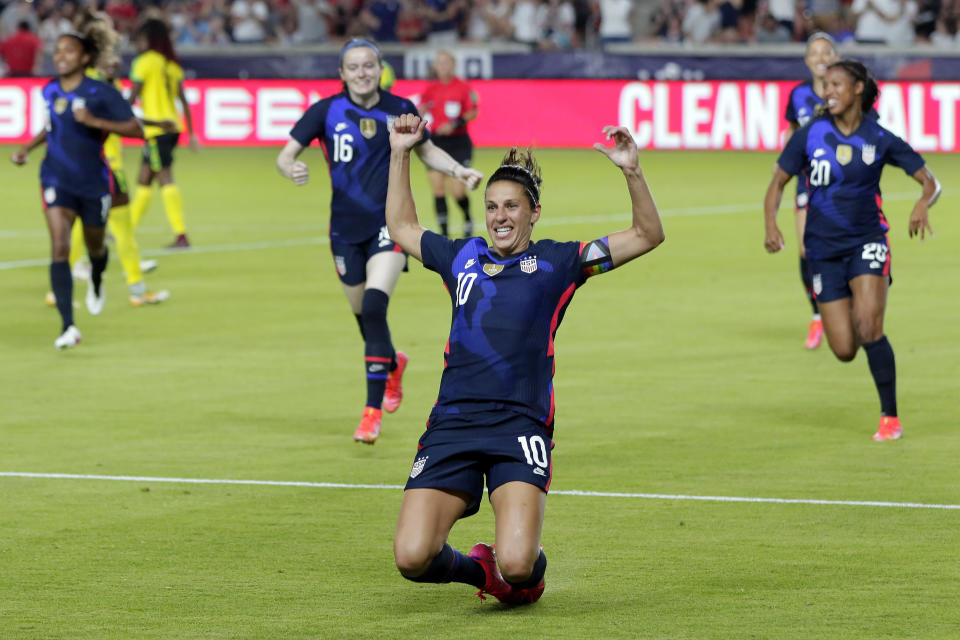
[
  {"xmin": 276, "ymin": 138, "xmax": 310, "ymax": 185},
  {"xmin": 908, "ymin": 166, "xmax": 940, "ymax": 241},
  {"xmin": 763, "ymin": 166, "xmax": 793, "ymax": 253},
  {"xmin": 591, "ymin": 126, "xmax": 665, "ymax": 268},
  {"xmin": 414, "ymin": 138, "xmax": 483, "ymax": 190},
  {"xmin": 387, "ymin": 114, "xmax": 430, "ymax": 262}
]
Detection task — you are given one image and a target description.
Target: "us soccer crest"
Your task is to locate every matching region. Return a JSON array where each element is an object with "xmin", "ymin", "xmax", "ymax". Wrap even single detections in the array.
[
  {"xmin": 334, "ymin": 255, "xmax": 346, "ymax": 276},
  {"xmin": 520, "ymin": 256, "xmax": 538, "ymax": 274},
  {"xmin": 835, "ymin": 144, "xmax": 852, "ymax": 166},
  {"xmin": 53, "ymin": 97, "xmax": 68, "ymax": 114},
  {"xmin": 359, "ymin": 118, "xmax": 377, "ymax": 139},
  {"xmin": 861, "ymin": 144, "xmax": 876, "ymax": 165},
  {"xmin": 410, "ymin": 456, "xmax": 428, "ymax": 479},
  {"xmin": 385, "ymin": 115, "xmax": 396, "ymax": 132},
  {"xmin": 483, "ymin": 263, "xmax": 503, "ymax": 276},
  {"xmin": 813, "ymin": 273, "xmax": 822, "ymax": 296}
]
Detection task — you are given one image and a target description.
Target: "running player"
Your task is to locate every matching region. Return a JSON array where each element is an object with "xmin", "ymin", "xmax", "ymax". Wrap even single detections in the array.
[
  {"xmin": 386, "ymin": 114, "xmax": 665, "ymax": 604},
  {"xmin": 80, "ymin": 11, "xmax": 169, "ymax": 307},
  {"xmin": 783, "ymin": 32, "xmax": 838, "ymax": 349},
  {"xmin": 764, "ymin": 60, "xmax": 940, "ymax": 442},
  {"xmin": 128, "ymin": 18, "xmax": 198, "ymax": 249},
  {"xmin": 10, "ymin": 31, "xmax": 143, "ymax": 349},
  {"xmin": 418, "ymin": 50, "xmax": 477, "ymax": 237},
  {"xmin": 276, "ymin": 39, "xmax": 483, "ymax": 444}
]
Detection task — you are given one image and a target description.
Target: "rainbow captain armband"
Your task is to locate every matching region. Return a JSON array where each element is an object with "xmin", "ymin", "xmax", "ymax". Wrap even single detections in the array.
[{"xmin": 580, "ymin": 237, "xmax": 614, "ymax": 278}]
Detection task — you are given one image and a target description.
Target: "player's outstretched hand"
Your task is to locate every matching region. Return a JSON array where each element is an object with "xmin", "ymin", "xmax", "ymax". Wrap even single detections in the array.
[
  {"xmin": 10, "ymin": 148, "xmax": 28, "ymax": 166},
  {"xmin": 188, "ymin": 133, "xmax": 201, "ymax": 152},
  {"xmin": 908, "ymin": 200, "xmax": 933, "ymax": 241},
  {"xmin": 593, "ymin": 125, "xmax": 639, "ymax": 170},
  {"xmin": 455, "ymin": 166, "xmax": 483, "ymax": 190},
  {"xmin": 290, "ymin": 160, "xmax": 309, "ymax": 186},
  {"xmin": 390, "ymin": 113, "xmax": 426, "ymax": 152}
]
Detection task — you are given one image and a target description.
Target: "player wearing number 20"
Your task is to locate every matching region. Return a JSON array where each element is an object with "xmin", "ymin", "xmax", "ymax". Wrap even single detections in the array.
[
  {"xmin": 388, "ymin": 114, "xmax": 664, "ymax": 605},
  {"xmin": 276, "ymin": 39, "xmax": 483, "ymax": 444},
  {"xmin": 764, "ymin": 60, "xmax": 941, "ymax": 442}
]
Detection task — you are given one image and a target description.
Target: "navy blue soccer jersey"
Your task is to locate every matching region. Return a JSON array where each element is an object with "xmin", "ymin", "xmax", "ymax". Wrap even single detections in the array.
[
  {"xmin": 40, "ymin": 76, "xmax": 134, "ymax": 198},
  {"xmin": 777, "ymin": 115, "xmax": 925, "ymax": 259},
  {"xmin": 421, "ymin": 232, "xmax": 601, "ymax": 434},
  {"xmin": 784, "ymin": 80, "xmax": 821, "ymax": 128},
  {"xmin": 289, "ymin": 90, "xmax": 427, "ymax": 243}
]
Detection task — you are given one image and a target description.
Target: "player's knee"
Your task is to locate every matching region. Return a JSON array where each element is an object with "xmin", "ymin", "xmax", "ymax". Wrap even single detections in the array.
[
  {"xmin": 854, "ymin": 320, "xmax": 883, "ymax": 345},
  {"xmin": 51, "ymin": 241, "xmax": 70, "ymax": 262},
  {"xmin": 393, "ymin": 539, "xmax": 433, "ymax": 578},
  {"xmin": 831, "ymin": 344, "xmax": 857, "ymax": 362},
  {"xmin": 495, "ymin": 548, "xmax": 536, "ymax": 584}
]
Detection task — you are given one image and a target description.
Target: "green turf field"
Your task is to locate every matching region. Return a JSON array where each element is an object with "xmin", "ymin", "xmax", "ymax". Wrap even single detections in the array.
[{"xmin": 1, "ymin": 144, "xmax": 959, "ymax": 639}]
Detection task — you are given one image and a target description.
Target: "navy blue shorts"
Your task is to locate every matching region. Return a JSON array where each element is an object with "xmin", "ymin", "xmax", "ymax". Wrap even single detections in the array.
[
  {"xmin": 330, "ymin": 225, "xmax": 407, "ymax": 286},
  {"xmin": 431, "ymin": 133, "xmax": 473, "ymax": 167},
  {"xmin": 42, "ymin": 184, "xmax": 110, "ymax": 228},
  {"xmin": 809, "ymin": 237, "xmax": 892, "ymax": 303},
  {"xmin": 404, "ymin": 411, "xmax": 553, "ymax": 519}
]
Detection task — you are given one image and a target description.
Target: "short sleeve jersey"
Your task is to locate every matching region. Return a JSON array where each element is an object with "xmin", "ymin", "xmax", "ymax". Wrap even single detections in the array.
[
  {"xmin": 777, "ymin": 115, "xmax": 925, "ymax": 259},
  {"xmin": 290, "ymin": 90, "xmax": 427, "ymax": 243},
  {"xmin": 421, "ymin": 232, "xmax": 595, "ymax": 435},
  {"xmin": 130, "ymin": 50, "xmax": 184, "ymax": 139},
  {"xmin": 421, "ymin": 77, "xmax": 475, "ymax": 137},
  {"xmin": 784, "ymin": 80, "xmax": 820, "ymax": 129},
  {"xmin": 40, "ymin": 76, "xmax": 134, "ymax": 198}
]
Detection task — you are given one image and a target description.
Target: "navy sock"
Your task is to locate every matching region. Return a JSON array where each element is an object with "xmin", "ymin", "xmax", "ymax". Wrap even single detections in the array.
[
  {"xmin": 457, "ymin": 196, "xmax": 473, "ymax": 236},
  {"xmin": 863, "ymin": 336, "xmax": 897, "ymax": 417},
  {"xmin": 403, "ymin": 543, "xmax": 486, "ymax": 588},
  {"xmin": 361, "ymin": 289, "xmax": 394, "ymax": 409},
  {"xmin": 434, "ymin": 196, "xmax": 448, "ymax": 236},
  {"xmin": 90, "ymin": 247, "xmax": 108, "ymax": 296},
  {"xmin": 800, "ymin": 256, "xmax": 819, "ymax": 315},
  {"xmin": 505, "ymin": 549, "xmax": 547, "ymax": 590},
  {"xmin": 354, "ymin": 313, "xmax": 365, "ymax": 340},
  {"xmin": 50, "ymin": 261, "xmax": 73, "ymax": 331}
]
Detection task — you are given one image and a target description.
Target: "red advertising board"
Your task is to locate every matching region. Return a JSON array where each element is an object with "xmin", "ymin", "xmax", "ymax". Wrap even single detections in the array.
[{"xmin": 2, "ymin": 78, "xmax": 958, "ymax": 151}]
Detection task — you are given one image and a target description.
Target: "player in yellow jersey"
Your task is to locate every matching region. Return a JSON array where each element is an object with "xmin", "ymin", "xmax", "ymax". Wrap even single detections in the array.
[
  {"xmin": 45, "ymin": 11, "xmax": 170, "ymax": 308},
  {"xmin": 128, "ymin": 18, "xmax": 197, "ymax": 249}
]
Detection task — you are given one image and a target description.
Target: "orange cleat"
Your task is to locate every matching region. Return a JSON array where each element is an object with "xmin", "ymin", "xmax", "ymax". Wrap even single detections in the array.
[
  {"xmin": 872, "ymin": 416, "xmax": 902, "ymax": 442},
  {"xmin": 353, "ymin": 406, "xmax": 382, "ymax": 444},
  {"xmin": 382, "ymin": 351, "xmax": 408, "ymax": 413},
  {"xmin": 805, "ymin": 318, "xmax": 823, "ymax": 350}
]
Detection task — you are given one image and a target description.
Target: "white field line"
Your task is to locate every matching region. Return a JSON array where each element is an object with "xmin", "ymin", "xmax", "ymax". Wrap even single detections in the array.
[
  {"xmin": 2, "ymin": 471, "xmax": 959, "ymax": 511},
  {"xmin": 0, "ymin": 191, "xmax": 927, "ymax": 271}
]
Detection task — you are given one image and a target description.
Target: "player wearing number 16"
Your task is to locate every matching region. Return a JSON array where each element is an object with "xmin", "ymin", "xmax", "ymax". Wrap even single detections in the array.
[
  {"xmin": 276, "ymin": 39, "xmax": 483, "ymax": 444},
  {"xmin": 387, "ymin": 114, "xmax": 664, "ymax": 604},
  {"xmin": 763, "ymin": 60, "xmax": 941, "ymax": 442}
]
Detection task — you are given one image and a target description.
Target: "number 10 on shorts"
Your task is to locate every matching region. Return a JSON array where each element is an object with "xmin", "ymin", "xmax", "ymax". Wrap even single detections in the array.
[{"xmin": 517, "ymin": 435, "xmax": 549, "ymax": 468}]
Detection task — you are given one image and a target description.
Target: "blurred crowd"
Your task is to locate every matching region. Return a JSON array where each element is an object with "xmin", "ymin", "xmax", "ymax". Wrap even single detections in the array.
[
  {"xmin": 2, "ymin": 0, "xmax": 959, "ymax": 75},
  {"xmin": 656, "ymin": 0, "xmax": 960, "ymax": 46}
]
